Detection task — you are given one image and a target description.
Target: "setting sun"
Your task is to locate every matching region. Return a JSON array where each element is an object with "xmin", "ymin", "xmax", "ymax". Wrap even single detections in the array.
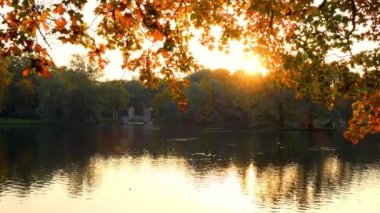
[{"xmin": 189, "ymin": 33, "xmax": 267, "ymax": 76}]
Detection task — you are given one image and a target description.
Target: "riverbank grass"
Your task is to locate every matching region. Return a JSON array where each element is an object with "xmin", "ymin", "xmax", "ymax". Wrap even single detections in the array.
[{"xmin": 0, "ymin": 118, "xmax": 48, "ymax": 125}]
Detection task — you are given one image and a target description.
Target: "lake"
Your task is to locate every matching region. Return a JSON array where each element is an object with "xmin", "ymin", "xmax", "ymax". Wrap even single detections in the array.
[{"xmin": 0, "ymin": 124, "xmax": 379, "ymax": 212}]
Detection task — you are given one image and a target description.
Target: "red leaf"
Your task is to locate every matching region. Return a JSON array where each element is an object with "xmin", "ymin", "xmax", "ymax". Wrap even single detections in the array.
[{"xmin": 22, "ymin": 69, "xmax": 30, "ymax": 77}]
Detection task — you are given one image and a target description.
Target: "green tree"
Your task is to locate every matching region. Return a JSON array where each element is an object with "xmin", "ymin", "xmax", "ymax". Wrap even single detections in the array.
[
  {"xmin": 184, "ymin": 82, "xmax": 208, "ymax": 123},
  {"xmin": 0, "ymin": 58, "xmax": 11, "ymax": 114},
  {"xmin": 152, "ymin": 89, "xmax": 180, "ymax": 123},
  {"xmin": 124, "ymin": 80, "xmax": 156, "ymax": 113},
  {"xmin": 100, "ymin": 81, "xmax": 129, "ymax": 119},
  {"xmin": 36, "ymin": 71, "xmax": 70, "ymax": 120},
  {"xmin": 68, "ymin": 54, "xmax": 104, "ymax": 81},
  {"xmin": 9, "ymin": 78, "xmax": 37, "ymax": 118},
  {"xmin": 60, "ymin": 70, "xmax": 100, "ymax": 121}
]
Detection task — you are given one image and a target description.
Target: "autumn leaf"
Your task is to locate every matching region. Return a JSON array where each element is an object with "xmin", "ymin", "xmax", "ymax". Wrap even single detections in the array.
[
  {"xmin": 152, "ymin": 30, "xmax": 164, "ymax": 42},
  {"xmin": 122, "ymin": 13, "xmax": 133, "ymax": 27},
  {"xmin": 53, "ymin": 4, "xmax": 66, "ymax": 15},
  {"xmin": 71, "ymin": 17, "xmax": 78, "ymax": 26},
  {"xmin": 134, "ymin": 9, "xmax": 142, "ymax": 21},
  {"xmin": 0, "ymin": 0, "xmax": 10, "ymax": 6},
  {"xmin": 22, "ymin": 69, "xmax": 30, "ymax": 77},
  {"xmin": 98, "ymin": 44, "xmax": 106, "ymax": 54},
  {"xmin": 54, "ymin": 18, "xmax": 67, "ymax": 30},
  {"xmin": 42, "ymin": 23, "xmax": 49, "ymax": 31},
  {"xmin": 40, "ymin": 11, "xmax": 48, "ymax": 22},
  {"xmin": 106, "ymin": 3, "xmax": 114, "ymax": 10},
  {"xmin": 159, "ymin": 48, "xmax": 170, "ymax": 58}
]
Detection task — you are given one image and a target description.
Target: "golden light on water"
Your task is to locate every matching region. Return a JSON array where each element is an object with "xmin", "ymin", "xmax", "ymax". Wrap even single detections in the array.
[{"xmin": 1, "ymin": 152, "xmax": 380, "ymax": 212}]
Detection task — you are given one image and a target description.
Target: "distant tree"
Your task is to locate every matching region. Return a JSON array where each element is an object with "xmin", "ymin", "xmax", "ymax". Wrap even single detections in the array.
[
  {"xmin": 36, "ymin": 71, "xmax": 70, "ymax": 120},
  {"xmin": 124, "ymin": 80, "xmax": 156, "ymax": 113},
  {"xmin": 9, "ymin": 78, "xmax": 37, "ymax": 118},
  {"xmin": 0, "ymin": 58, "xmax": 11, "ymax": 114},
  {"xmin": 184, "ymin": 82, "xmax": 208, "ymax": 123},
  {"xmin": 100, "ymin": 81, "xmax": 129, "ymax": 119},
  {"xmin": 60, "ymin": 70, "xmax": 100, "ymax": 121},
  {"xmin": 152, "ymin": 89, "xmax": 180, "ymax": 123},
  {"xmin": 68, "ymin": 54, "xmax": 103, "ymax": 80}
]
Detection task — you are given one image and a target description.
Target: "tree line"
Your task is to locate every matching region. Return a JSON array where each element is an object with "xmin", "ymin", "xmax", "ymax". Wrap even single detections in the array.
[
  {"xmin": 154, "ymin": 69, "xmax": 352, "ymax": 129},
  {"xmin": 0, "ymin": 55, "xmax": 153, "ymax": 122},
  {"xmin": 0, "ymin": 55, "xmax": 351, "ymax": 129}
]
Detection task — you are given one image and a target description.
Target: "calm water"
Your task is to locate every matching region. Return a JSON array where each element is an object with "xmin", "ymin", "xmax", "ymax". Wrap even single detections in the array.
[{"xmin": 0, "ymin": 125, "xmax": 379, "ymax": 212}]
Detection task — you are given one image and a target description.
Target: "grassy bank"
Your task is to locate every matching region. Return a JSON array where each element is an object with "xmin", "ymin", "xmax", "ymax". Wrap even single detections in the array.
[
  {"xmin": 0, "ymin": 119, "xmax": 49, "ymax": 125},
  {"xmin": 0, "ymin": 118, "xmax": 125, "ymax": 126}
]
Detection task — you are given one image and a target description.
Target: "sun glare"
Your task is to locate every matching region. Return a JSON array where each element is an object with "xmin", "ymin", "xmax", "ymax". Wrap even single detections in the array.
[{"xmin": 190, "ymin": 39, "xmax": 268, "ymax": 76}]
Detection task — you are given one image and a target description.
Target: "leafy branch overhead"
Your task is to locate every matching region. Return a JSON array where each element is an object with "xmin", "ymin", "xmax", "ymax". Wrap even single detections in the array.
[{"xmin": 0, "ymin": 0, "xmax": 379, "ymax": 143}]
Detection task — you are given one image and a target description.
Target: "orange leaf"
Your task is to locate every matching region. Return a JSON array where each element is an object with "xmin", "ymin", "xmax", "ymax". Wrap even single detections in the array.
[
  {"xmin": 98, "ymin": 44, "xmax": 106, "ymax": 54},
  {"xmin": 53, "ymin": 4, "xmax": 66, "ymax": 15},
  {"xmin": 152, "ymin": 30, "xmax": 164, "ymax": 42},
  {"xmin": 43, "ymin": 23, "xmax": 49, "ymax": 31},
  {"xmin": 54, "ymin": 18, "xmax": 67, "ymax": 30},
  {"xmin": 123, "ymin": 13, "xmax": 133, "ymax": 27},
  {"xmin": 159, "ymin": 49, "xmax": 169, "ymax": 58},
  {"xmin": 40, "ymin": 11, "xmax": 48, "ymax": 22},
  {"xmin": 71, "ymin": 17, "xmax": 78, "ymax": 26},
  {"xmin": 134, "ymin": 9, "xmax": 142, "ymax": 21},
  {"xmin": 22, "ymin": 69, "xmax": 30, "ymax": 77},
  {"xmin": 0, "ymin": 0, "xmax": 10, "ymax": 6},
  {"xmin": 106, "ymin": 3, "xmax": 114, "ymax": 10}
]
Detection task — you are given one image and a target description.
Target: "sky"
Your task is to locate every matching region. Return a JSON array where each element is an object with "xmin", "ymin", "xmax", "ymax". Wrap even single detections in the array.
[
  {"xmin": 45, "ymin": 1, "xmax": 268, "ymax": 81},
  {"xmin": 47, "ymin": 33, "xmax": 267, "ymax": 81},
  {"xmin": 48, "ymin": 39, "xmax": 267, "ymax": 81}
]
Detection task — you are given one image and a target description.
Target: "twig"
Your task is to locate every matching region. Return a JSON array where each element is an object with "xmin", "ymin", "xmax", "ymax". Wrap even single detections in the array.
[{"xmin": 318, "ymin": 0, "xmax": 328, "ymax": 10}]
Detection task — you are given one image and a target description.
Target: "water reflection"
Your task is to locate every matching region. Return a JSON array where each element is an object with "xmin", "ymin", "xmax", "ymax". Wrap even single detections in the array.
[{"xmin": 0, "ymin": 125, "xmax": 379, "ymax": 212}]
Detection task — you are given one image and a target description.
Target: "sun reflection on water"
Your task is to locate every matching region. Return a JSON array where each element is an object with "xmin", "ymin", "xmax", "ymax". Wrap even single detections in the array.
[{"xmin": 0, "ymin": 126, "xmax": 380, "ymax": 212}]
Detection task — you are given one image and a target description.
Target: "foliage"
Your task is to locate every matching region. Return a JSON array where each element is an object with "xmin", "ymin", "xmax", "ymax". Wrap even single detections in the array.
[
  {"xmin": 0, "ymin": 1, "xmax": 379, "ymax": 142},
  {"xmin": 152, "ymin": 88, "xmax": 181, "ymax": 123},
  {"xmin": 152, "ymin": 69, "xmax": 352, "ymax": 130},
  {"xmin": 1, "ymin": 56, "xmax": 129, "ymax": 121},
  {"xmin": 0, "ymin": 56, "xmax": 358, "ymax": 138},
  {"xmin": 124, "ymin": 79, "xmax": 155, "ymax": 113},
  {"xmin": 68, "ymin": 54, "xmax": 104, "ymax": 80},
  {"xmin": 36, "ymin": 71, "xmax": 70, "ymax": 120},
  {"xmin": 8, "ymin": 78, "xmax": 37, "ymax": 118},
  {"xmin": 0, "ymin": 58, "xmax": 11, "ymax": 113},
  {"xmin": 99, "ymin": 81, "xmax": 129, "ymax": 119}
]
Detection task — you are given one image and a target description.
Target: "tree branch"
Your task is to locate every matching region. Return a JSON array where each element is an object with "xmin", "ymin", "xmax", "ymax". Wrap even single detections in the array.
[
  {"xmin": 345, "ymin": 0, "xmax": 357, "ymax": 56},
  {"xmin": 349, "ymin": 0, "xmax": 357, "ymax": 34},
  {"xmin": 267, "ymin": 10, "xmax": 274, "ymax": 34},
  {"xmin": 174, "ymin": 0, "xmax": 184, "ymax": 17},
  {"xmin": 318, "ymin": 0, "xmax": 328, "ymax": 10},
  {"xmin": 111, "ymin": 9, "xmax": 126, "ymax": 36},
  {"xmin": 37, "ymin": 27, "xmax": 52, "ymax": 50}
]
